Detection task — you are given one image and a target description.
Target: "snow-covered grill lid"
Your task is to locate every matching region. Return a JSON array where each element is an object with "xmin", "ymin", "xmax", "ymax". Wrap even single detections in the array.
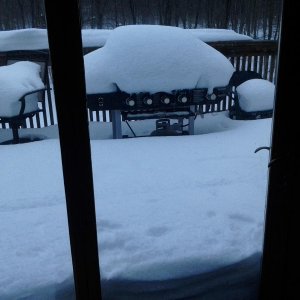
[{"xmin": 84, "ymin": 25, "xmax": 235, "ymax": 95}]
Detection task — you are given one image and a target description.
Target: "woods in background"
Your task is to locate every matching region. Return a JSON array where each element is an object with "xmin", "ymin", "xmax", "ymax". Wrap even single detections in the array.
[{"xmin": 0, "ymin": 0, "xmax": 282, "ymax": 39}]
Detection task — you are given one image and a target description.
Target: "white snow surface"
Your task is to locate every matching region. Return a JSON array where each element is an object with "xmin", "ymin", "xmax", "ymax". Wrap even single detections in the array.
[
  {"xmin": 0, "ymin": 27, "xmax": 252, "ymax": 51},
  {"xmin": 0, "ymin": 112, "xmax": 272, "ymax": 299},
  {"xmin": 0, "ymin": 61, "xmax": 44, "ymax": 117},
  {"xmin": 84, "ymin": 25, "xmax": 235, "ymax": 94},
  {"xmin": 188, "ymin": 28, "xmax": 252, "ymax": 42},
  {"xmin": 0, "ymin": 28, "xmax": 49, "ymax": 51},
  {"xmin": 237, "ymin": 79, "xmax": 275, "ymax": 112}
]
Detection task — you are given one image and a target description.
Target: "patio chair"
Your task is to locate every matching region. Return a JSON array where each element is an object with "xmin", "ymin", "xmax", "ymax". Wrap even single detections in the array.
[
  {"xmin": 228, "ymin": 70, "xmax": 273, "ymax": 120},
  {"xmin": 0, "ymin": 88, "xmax": 47, "ymax": 145},
  {"xmin": 0, "ymin": 61, "xmax": 46, "ymax": 145},
  {"xmin": 5, "ymin": 51, "xmax": 51, "ymax": 128}
]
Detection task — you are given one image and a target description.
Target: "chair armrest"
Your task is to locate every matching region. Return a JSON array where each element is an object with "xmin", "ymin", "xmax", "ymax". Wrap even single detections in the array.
[{"xmin": 18, "ymin": 87, "xmax": 47, "ymax": 115}]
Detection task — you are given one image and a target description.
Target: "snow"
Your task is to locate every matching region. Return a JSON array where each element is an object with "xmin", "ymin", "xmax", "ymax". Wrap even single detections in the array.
[
  {"xmin": 84, "ymin": 25, "xmax": 235, "ymax": 94},
  {"xmin": 237, "ymin": 79, "xmax": 275, "ymax": 112},
  {"xmin": 81, "ymin": 29, "xmax": 112, "ymax": 48},
  {"xmin": 187, "ymin": 28, "xmax": 252, "ymax": 42},
  {"xmin": 0, "ymin": 61, "xmax": 44, "ymax": 117},
  {"xmin": 0, "ymin": 112, "xmax": 272, "ymax": 299},
  {"xmin": 0, "ymin": 27, "xmax": 252, "ymax": 52},
  {"xmin": 0, "ymin": 24, "xmax": 271, "ymax": 299},
  {"xmin": 0, "ymin": 28, "xmax": 49, "ymax": 51}
]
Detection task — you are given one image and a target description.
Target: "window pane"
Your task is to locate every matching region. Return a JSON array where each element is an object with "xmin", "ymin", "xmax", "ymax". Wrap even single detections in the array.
[
  {"xmin": 82, "ymin": 1, "xmax": 281, "ymax": 298},
  {"xmin": 1, "ymin": 0, "xmax": 282, "ymax": 299},
  {"xmin": 0, "ymin": 3, "xmax": 74, "ymax": 298}
]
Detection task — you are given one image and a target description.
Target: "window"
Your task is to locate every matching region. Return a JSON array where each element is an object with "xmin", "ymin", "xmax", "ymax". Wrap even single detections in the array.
[{"xmin": 1, "ymin": 1, "xmax": 296, "ymax": 299}]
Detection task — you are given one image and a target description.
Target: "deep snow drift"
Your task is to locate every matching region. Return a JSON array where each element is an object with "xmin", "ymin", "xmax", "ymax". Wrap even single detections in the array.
[
  {"xmin": 0, "ymin": 112, "xmax": 272, "ymax": 299},
  {"xmin": 0, "ymin": 23, "xmax": 271, "ymax": 300}
]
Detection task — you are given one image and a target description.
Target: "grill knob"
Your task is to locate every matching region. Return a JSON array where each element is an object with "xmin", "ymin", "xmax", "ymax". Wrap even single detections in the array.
[
  {"xmin": 178, "ymin": 94, "xmax": 189, "ymax": 103},
  {"xmin": 144, "ymin": 98, "xmax": 153, "ymax": 105},
  {"xmin": 210, "ymin": 93, "xmax": 217, "ymax": 101},
  {"xmin": 126, "ymin": 98, "xmax": 135, "ymax": 107},
  {"xmin": 161, "ymin": 97, "xmax": 171, "ymax": 104}
]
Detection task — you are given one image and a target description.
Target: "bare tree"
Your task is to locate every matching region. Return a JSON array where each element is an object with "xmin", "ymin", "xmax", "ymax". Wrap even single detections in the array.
[{"xmin": 0, "ymin": 0, "xmax": 282, "ymax": 40}]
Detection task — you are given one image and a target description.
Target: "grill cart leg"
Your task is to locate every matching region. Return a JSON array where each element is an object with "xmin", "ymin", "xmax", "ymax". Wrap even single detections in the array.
[
  {"xmin": 188, "ymin": 105, "xmax": 195, "ymax": 135},
  {"xmin": 111, "ymin": 110, "xmax": 122, "ymax": 139},
  {"xmin": 12, "ymin": 124, "xmax": 20, "ymax": 144}
]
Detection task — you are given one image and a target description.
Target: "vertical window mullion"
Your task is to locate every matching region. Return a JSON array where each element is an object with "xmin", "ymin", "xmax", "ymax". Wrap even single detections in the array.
[
  {"xmin": 259, "ymin": 1, "xmax": 297, "ymax": 299},
  {"xmin": 44, "ymin": 1, "xmax": 102, "ymax": 299}
]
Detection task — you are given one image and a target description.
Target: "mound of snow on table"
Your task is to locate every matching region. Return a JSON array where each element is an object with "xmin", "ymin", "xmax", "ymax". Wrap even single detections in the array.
[
  {"xmin": 0, "ymin": 61, "xmax": 44, "ymax": 117},
  {"xmin": 84, "ymin": 25, "xmax": 235, "ymax": 94},
  {"xmin": 237, "ymin": 79, "xmax": 275, "ymax": 112}
]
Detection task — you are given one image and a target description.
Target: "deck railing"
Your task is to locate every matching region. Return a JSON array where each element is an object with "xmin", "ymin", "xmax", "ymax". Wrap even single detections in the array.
[{"xmin": 0, "ymin": 40, "xmax": 278, "ymax": 129}]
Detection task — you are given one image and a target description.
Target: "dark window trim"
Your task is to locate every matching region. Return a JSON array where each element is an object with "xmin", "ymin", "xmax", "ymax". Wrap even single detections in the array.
[
  {"xmin": 259, "ymin": 1, "xmax": 298, "ymax": 299},
  {"xmin": 44, "ymin": 1, "xmax": 102, "ymax": 299}
]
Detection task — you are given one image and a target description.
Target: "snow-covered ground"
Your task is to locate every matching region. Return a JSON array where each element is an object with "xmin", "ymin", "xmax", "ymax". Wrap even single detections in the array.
[
  {"xmin": 0, "ymin": 112, "xmax": 272, "ymax": 299},
  {"xmin": 0, "ymin": 24, "xmax": 272, "ymax": 299}
]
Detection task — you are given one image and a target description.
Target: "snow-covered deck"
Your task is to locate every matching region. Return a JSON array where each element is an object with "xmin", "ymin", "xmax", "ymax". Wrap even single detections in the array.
[
  {"xmin": 0, "ymin": 25, "xmax": 273, "ymax": 299},
  {"xmin": 0, "ymin": 112, "xmax": 271, "ymax": 299}
]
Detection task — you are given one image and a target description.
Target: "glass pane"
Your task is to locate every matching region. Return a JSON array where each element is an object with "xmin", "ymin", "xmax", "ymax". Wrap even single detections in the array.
[
  {"xmin": 82, "ymin": 1, "xmax": 281, "ymax": 298},
  {"xmin": 0, "ymin": 0, "xmax": 282, "ymax": 299},
  {"xmin": 0, "ymin": 3, "xmax": 74, "ymax": 299}
]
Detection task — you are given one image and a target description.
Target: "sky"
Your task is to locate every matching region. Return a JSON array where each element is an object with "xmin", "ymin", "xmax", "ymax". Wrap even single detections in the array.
[{"xmin": 0, "ymin": 25, "xmax": 273, "ymax": 299}]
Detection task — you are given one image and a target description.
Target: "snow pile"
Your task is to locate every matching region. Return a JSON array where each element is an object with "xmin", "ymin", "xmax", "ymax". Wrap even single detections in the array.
[
  {"xmin": 84, "ymin": 25, "xmax": 235, "ymax": 94},
  {"xmin": 188, "ymin": 28, "xmax": 252, "ymax": 42},
  {"xmin": 0, "ymin": 61, "xmax": 44, "ymax": 117},
  {"xmin": 0, "ymin": 28, "xmax": 49, "ymax": 51},
  {"xmin": 237, "ymin": 79, "xmax": 275, "ymax": 112},
  {"xmin": 0, "ymin": 27, "xmax": 251, "ymax": 52},
  {"xmin": 81, "ymin": 29, "xmax": 111, "ymax": 48}
]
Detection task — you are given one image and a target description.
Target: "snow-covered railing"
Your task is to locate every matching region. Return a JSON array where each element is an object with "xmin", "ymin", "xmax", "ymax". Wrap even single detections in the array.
[
  {"xmin": 82, "ymin": 40, "xmax": 278, "ymax": 83},
  {"xmin": 0, "ymin": 39, "xmax": 278, "ymax": 129},
  {"xmin": 209, "ymin": 40, "xmax": 278, "ymax": 82},
  {"xmin": 0, "ymin": 28, "xmax": 252, "ymax": 52}
]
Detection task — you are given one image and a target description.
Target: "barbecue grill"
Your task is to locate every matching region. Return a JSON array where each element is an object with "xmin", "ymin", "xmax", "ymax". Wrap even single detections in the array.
[{"xmin": 86, "ymin": 86, "xmax": 230, "ymax": 138}]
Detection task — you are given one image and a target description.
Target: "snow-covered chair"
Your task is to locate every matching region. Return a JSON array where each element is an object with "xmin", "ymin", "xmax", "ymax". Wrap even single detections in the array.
[
  {"xmin": 228, "ymin": 71, "xmax": 274, "ymax": 120},
  {"xmin": 0, "ymin": 61, "xmax": 46, "ymax": 144},
  {"xmin": 5, "ymin": 51, "xmax": 51, "ymax": 127}
]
